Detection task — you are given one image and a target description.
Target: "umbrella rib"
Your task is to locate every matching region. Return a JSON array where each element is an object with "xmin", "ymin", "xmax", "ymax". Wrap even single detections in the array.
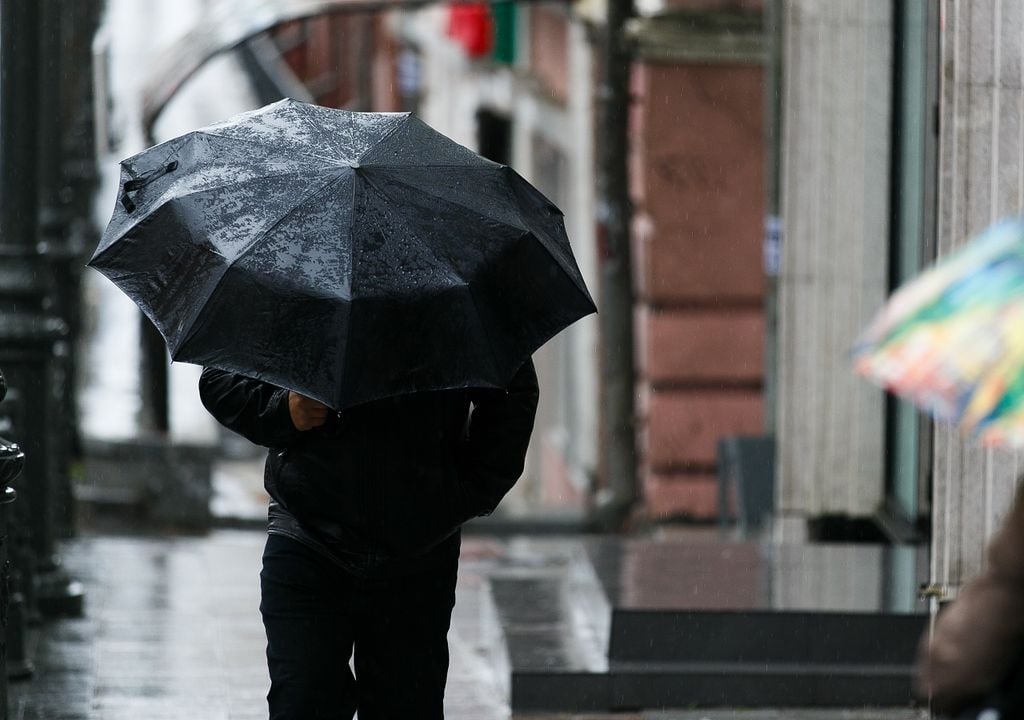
[
  {"xmin": 363, "ymin": 162, "xmax": 504, "ymax": 170},
  {"xmin": 359, "ymin": 173, "xmax": 468, "ymax": 287},
  {"xmin": 229, "ymin": 169, "xmax": 351, "ymax": 270},
  {"xmin": 366, "ymin": 170, "xmax": 587, "ymax": 297},
  {"xmin": 99, "ymin": 166, "xmax": 341, "ymax": 253},
  {"xmin": 354, "ymin": 114, "xmax": 413, "ymax": 165},
  {"xmin": 173, "ymin": 170, "xmax": 351, "ymax": 357},
  {"xmin": 334, "ymin": 176, "xmax": 359, "ymax": 408},
  {"xmin": 368, "ymin": 168, "xmax": 529, "ymax": 235},
  {"xmin": 356, "ymin": 174, "xmax": 520, "ymax": 386},
  {"xmin": 194, "ymin": 128, "xmax": 344, "ymax": 167},
  {"xmin": 295, "ymin": 101, "xmax": 351, "ymax": 163}
]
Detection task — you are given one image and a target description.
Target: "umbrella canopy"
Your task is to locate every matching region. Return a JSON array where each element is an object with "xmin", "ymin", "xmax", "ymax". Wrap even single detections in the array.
[
  {"xmin": 853, "ymin": 217, "xmax": 1024, "ymax": 446},
  {"xmin": 89, "ymin": 99, "xmax": 596, "ymax": 410}
]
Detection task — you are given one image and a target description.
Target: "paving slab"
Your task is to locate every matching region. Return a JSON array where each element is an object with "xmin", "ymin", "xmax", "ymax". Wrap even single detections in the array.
[
  {"xmin": 8, "ymin": 531, "xmax": 508, "ymax": 720},
  {"xmin": 6, "ymin": 530, "xmax": 933, "ymax": 720}
]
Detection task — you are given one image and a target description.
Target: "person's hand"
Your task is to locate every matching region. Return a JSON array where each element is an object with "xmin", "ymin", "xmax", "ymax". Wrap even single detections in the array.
[{"xmin": 288, "ymin": 392, "xmax": 329, "ymax": 431}]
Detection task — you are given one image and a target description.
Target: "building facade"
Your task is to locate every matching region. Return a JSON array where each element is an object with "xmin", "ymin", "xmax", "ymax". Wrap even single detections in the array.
[{"xmin": 931, "ymin": 0, "xmax": 1024, "ymax": 594}]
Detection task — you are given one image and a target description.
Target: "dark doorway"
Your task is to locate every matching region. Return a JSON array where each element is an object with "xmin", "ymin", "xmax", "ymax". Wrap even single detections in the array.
[{"xmin": 476, "ymin": 108, "xmax": 511, "ymax": 165}]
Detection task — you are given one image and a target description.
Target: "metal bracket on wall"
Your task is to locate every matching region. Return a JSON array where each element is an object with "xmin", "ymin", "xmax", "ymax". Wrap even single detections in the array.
[{"xmin": 919, "ymin": 582, "xmax": 955, "ymax": 603}]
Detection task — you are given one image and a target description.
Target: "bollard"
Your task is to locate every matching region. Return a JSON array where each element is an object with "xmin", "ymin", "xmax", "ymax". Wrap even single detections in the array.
[{"xmin": 0, "ymin": 370, "xmax": 25, "ymax": 718}]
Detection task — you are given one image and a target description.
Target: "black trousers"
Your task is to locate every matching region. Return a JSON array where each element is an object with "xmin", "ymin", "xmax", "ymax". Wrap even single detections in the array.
[{"xmin": 259, "ymin": 533, "xmax": 460, "ymax": 719}]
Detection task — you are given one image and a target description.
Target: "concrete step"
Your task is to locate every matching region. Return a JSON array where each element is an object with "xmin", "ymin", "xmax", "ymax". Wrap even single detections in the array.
[
  {"xmin": 510, "ymin": 661, "xmax": 916, "ymax": 712},
  {"xmin": 608, "ymin": 609, "xmax": 928, "ymax": 665},
  {"xmin": 486, "ymin": 536, "xmax": 928, "ymax": 713}
]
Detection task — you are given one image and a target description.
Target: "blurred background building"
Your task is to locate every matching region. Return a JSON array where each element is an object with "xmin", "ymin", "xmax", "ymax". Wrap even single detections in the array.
[
  {"xmin": 3, "ymin": 0, "xmax": 1023, "ymax": 715},
  {"xmin": 94, "ymin": 0, "xmax": 774, "ymax": 531}
]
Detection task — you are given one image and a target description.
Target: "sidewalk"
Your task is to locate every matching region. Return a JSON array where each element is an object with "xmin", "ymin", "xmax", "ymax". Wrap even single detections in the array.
[
  {"xmin": 9, "ymin": 529, "xmax": 508, "ymax": 720},
  {"xmin": 8, "ymin": 528, "xmax": 928, "ymax": 720}
]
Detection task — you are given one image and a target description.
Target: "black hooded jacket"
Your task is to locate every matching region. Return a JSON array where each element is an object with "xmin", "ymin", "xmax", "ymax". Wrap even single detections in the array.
[{"xmin": 199, "ymin": 360, "xmax": 539, "ymax": 572}]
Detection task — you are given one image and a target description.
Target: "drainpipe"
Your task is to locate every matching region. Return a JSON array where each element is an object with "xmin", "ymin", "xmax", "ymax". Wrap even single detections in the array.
[
  {"xmin": 763, "ymin": 0, "xmax": 782, "ymax": 436},
  {"xmin": 594, "ymin": 0, "xmax": 638, "ymax": 529}
]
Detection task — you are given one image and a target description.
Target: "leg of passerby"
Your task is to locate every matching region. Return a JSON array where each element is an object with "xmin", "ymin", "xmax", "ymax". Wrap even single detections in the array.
[
  {"xmin": 353, "ymin": 551, "xmax": 459, "ymax": 719},
  {"xmin": 260, "ymin": 534, "xmax": 359, "ymax": 720}
]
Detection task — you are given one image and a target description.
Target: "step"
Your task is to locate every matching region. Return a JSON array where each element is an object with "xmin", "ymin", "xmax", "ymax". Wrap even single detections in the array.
[
  {"xmin": 609, "ymin": 609, "xmax": 928, "ymax": 665},
  {"xmin": 485, "ymin": 536, "xmax": 929, "ymax": 712},
  {"xmin": 488, "ymin": 560, "xmax": 610, "ymax": 675},
  {"xmin": 510, "ymin": 661, "xmax": 916, "ymax": 712}
]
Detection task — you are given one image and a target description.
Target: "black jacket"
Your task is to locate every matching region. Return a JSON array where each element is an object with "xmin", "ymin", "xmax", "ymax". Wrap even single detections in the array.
[{"xmin": 199, "ymin": 360, "xmax": 539, "ymax": 565}]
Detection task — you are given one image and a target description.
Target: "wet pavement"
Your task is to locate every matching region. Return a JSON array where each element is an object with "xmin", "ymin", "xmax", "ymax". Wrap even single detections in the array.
[
  {"xmin": 8, "ymin": 529, "xmax": 509, "ymax": 720},
  {"xmin": 7, "ymin": 529, "xmax": 928, "ymax": 720}
]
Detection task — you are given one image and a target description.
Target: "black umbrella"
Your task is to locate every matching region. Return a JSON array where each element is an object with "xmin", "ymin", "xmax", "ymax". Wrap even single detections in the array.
[{"xmin": 89, "ymin": 99, "xmax": 596, "ymax": 410}]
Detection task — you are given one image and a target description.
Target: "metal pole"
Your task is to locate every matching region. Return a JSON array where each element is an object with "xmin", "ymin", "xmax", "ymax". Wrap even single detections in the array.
[
  {"xmin": 0, "ymin": 0, "xmax": 41, "ymax": 246},
  {"xmin": 37, "ymin": 0, "xmax": 78, "ymax": 541},
  {"xmin": 37, "ymin": 0, "xmax": 64, "ymax": 221},
  {"xmin": 594, "ymin": 0, "xmax": 638, "ymax": 528},
  {"xmin": 0, "ymin": 0, "xmax": 52, "ymax": 587}
]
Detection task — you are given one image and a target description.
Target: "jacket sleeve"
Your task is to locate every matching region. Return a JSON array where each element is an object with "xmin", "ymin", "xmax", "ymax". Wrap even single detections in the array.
[
  {"xmin": 198, "ymin": 368, "xmax": 301, "ymax": 448},
  {"xmin": 459, "ymin": 358, "xmax": 540, "ymax": 518},
  {"xmin": 915, "ymin": 477, "xmax": 1024, "ymax": 714}
]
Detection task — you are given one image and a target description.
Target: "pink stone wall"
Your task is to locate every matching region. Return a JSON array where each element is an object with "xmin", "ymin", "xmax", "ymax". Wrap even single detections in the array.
[
  {"xmin": 636, "ymin": 309, "xmax": 764, "ymax": 383},
  {"xmin": 632, "ymin": 64, "xmax": 766, "ymax": 305},
  {"xmin": 621, "ymin": 541, "xmax": 762, "ymax": 609},
  {"xmin": 305, "ymin": 17, "xmax": 333, "ymax": 95},
  {"xmin": 301, "ymin": 16, "xmax": 355, "ymax": 109},
  {"xmin": 631, "ymin": 61, "xmax": 766, "ymax": 521},
  {"xmin": 529, "ymin": 5, "xmax": 569, "ymax": 104},
  {"xmin": 644, "ymin": 391, "xmax": 763, "ymax": 468}
]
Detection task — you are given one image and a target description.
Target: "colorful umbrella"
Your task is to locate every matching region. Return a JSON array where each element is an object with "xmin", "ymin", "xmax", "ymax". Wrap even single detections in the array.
[{"xmin": 853, "ymin": 217, "xmax": 1024, "ymax": 446}]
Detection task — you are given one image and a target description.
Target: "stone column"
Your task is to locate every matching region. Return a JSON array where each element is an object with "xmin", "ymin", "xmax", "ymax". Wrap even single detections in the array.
[
  {"xmin": 774, "ymin": 0, "xmax": 893, "ymax": 538},
  {"xmin": 930, "ymin": 0, "xmax": 1024, "ymax": 595}
]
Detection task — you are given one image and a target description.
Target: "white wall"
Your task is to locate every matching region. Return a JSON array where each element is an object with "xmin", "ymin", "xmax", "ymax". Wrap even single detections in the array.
[
  {"xmin": 931, "ymin": 0, "xmax": 1024, "ymax": 593},
  {"xmin": 775, "ymin": 0, "xmax": 893, "ymax": 536}
]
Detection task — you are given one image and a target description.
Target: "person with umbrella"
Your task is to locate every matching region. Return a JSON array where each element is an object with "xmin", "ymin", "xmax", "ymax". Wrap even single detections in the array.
[
  {"xmin": 199, "ymin": 354, "xmax": 539, "ymax": 718},
  {"xmin": 89, "ymin": 99, "xmax": 596, "ymax": 718}
]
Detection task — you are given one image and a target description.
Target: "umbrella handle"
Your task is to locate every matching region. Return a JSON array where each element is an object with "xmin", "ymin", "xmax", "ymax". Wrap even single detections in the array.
[{"xmin": 120, "ymin": 160, "xmax": 178, "ymax": 213}]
